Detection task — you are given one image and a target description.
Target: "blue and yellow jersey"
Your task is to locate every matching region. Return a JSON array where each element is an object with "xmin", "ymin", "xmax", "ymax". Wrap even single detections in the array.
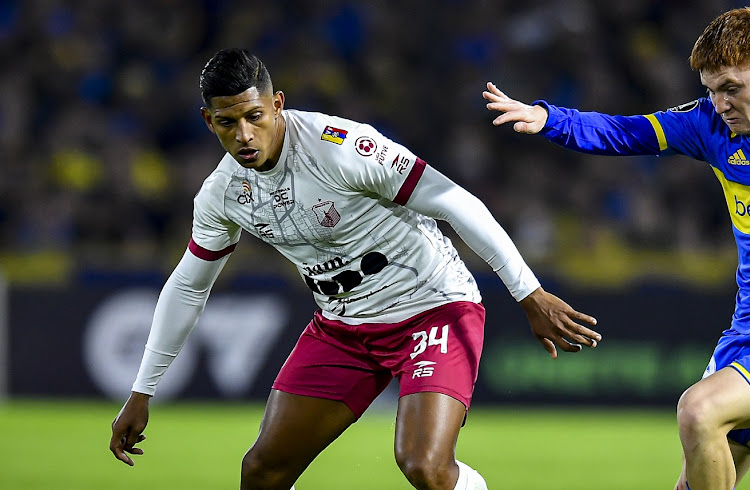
[{"xmin": 536, "ymin": 97, "xmax": 750, "ymax": 334}]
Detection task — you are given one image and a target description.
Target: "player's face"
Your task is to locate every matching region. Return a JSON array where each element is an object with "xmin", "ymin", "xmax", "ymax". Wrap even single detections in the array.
[
  {"xmin": 701, "ymin": 63, "xmax": 750, "ymax": 135},
  {"xmin": 201, "ymin": 87, "xmax": 285, "ymax": 171}
]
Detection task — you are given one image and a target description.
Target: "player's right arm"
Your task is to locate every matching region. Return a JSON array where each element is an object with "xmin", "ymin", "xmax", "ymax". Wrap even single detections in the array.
[
  {"xmin": 109, "ymin": 248, "xmax": 232, "ymax": 465},
  {"xmin": 110, "ymin": 166, "xmax": 240, "ymax": 466}
]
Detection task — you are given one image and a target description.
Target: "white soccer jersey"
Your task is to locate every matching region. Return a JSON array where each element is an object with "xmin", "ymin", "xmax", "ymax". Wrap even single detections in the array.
[
  {"xmin": 132, "ymin": 109, "xmax": 541, "ymax": 395},
  {"xmin": 191, "ymin": 109, "xmax": 481, "ymax": 323}
]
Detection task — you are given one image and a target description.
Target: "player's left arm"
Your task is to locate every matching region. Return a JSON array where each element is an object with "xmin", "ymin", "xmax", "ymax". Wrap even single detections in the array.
[
  {"xmin": 484, "ymin": 81, "xmax": 710, "ymax": 159},
  {"xmin": 405, "ymin": 165, "xmax": 601, "ymax": 357},
  {"xmin": 334, "ymin": 124, "xmax": 600, "ymax": 356}
]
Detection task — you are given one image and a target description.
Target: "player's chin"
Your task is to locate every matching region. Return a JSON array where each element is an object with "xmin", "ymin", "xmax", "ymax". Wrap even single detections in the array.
[
  {"xmin": 725, "ymin": 120, "xmax": 750, "ymax": 134},
  {"xmin": 234, "ymin": 154, "xmax": 261, "ymax": 168}
]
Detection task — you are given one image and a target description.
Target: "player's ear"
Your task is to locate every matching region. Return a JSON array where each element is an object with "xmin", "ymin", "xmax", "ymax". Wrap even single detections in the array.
[
  {"xmin": 273, "ymin": 91, "xmax": 285, "ymax": 117},
  {"xmin": 200, "ymin": 107, "xmax": 216, "ymax": 134}
]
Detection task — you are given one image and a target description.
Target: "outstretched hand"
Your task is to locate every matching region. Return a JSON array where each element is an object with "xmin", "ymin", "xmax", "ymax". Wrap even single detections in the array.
[
  {"xmin": 482, "ymin": 82, "xmax": 548, "ymax": 134},
  {"xmin": 110, "ymin": 392, "xmax": 151, "ymax": 466},
  {"xmin": 519, "ymin": 287, "xmax": 601, "ymax": 358}
]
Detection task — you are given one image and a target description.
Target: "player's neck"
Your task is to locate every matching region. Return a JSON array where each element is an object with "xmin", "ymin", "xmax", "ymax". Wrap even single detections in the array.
[{"xmin": 259, "ymin": 113, "xmax": 287, "ymax": 172}]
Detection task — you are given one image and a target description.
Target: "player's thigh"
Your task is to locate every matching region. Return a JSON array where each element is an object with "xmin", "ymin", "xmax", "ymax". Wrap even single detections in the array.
[
  {"xmin": 394, "ymin": 301, "xmax": 485, "ymax": 409},
  {"xmin": 274, "ymin": 312, "xmax": 392, "ymax": 418},
  {"xmin": 248, "ymin": 389, "xmax": 357, "ymax": 468},
  {"xmin": 394, "ymin": 391, "xmax": 466, "ymax": 461},
  {"xmin": 681, "ymin": 367, "xmax": 750, "ymax": 430}
]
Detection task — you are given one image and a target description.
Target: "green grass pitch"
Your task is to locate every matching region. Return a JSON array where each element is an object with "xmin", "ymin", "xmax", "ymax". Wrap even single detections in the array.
[{"xmin": 0, "ymin": 398, "xmax": 742, "ymax": 489}]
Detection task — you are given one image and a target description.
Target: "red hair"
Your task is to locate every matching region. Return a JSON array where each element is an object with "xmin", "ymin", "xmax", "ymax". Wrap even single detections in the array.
[{"xmin": 690, "ymin": 7, "xmax": 750, "ymax": 72}]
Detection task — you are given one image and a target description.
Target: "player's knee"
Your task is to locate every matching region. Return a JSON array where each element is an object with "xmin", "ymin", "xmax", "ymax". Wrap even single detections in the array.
[
  {"xmin": 677, "ymin": 387, "xmax": 718, "ymax": 441},
  {"xmin": 240, "ymin": 449, "xmax": 291, "ymax": 490},
  {"xmin": 395, "ymin": 449, "xmax": 454, "ymax": 489}
]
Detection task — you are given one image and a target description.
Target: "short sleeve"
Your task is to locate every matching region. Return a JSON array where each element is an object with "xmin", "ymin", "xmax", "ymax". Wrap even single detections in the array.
[
  {"xmin": 651, "ymin": 99, "xmax": 712, "ymax": 161},
  {"xmin": 191, "ymin": 176, "xmax": 242, "ymax": 258},
  {"xmin": 333, "ymin": 123, "xmax": 423, "ymax": 202}
]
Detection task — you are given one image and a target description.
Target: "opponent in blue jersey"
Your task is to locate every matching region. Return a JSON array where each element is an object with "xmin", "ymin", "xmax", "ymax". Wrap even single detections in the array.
[{"xmin": 484, "ymin": 7, "xmax": 750, "ymax": 490}]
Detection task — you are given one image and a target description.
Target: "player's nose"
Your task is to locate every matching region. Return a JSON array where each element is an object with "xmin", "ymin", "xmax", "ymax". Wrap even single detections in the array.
[
  {"xmin": 714, "ymin": 94, "xmax": 731, "ymax": 114},
  {"xmin": 236, "ymin": 119, "xmax": 254, "ymax": 143}
]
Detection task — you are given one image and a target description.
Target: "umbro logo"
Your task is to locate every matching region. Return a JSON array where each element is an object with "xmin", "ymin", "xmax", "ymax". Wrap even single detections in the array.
[{"xmin": 728, "ymin": 149, "xmax": 750, "ymax": 166}]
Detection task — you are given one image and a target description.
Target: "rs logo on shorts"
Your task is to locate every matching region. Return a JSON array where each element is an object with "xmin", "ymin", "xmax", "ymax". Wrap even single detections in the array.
[{"xmin": 412, "ymin": 361, "xmax": 437, "ymax": 378}]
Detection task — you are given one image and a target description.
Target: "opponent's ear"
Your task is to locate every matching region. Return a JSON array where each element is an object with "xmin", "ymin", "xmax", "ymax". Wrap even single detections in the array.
[
  {"xmin": 200, "ymin": 107, "xmax": 216, "ymax": 134},
  {"xmin": 273, "ymin": 91, "xmax": 285, "ymax": 117}
]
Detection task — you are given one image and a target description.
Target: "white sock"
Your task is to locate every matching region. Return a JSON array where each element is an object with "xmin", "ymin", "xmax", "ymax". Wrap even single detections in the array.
[{"xmin": 454, "ymin": 461, "xmax": 488, "ymax": 490}]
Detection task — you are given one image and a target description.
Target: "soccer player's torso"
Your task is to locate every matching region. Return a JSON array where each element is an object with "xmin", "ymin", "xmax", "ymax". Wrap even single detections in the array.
[
  {"xmin": 196, "ymin": 109, "xmax": 480, "ymax": 322},
  {"xmin": 659, "ymin": 99, "xmax": 750, "ymax": 332}
]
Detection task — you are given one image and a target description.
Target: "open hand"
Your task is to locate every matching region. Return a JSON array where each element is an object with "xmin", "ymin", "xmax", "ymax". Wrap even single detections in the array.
[
  {"xmin": 519, "ymin": 287, "xmax": 601, "ymax": 358},
  {"xmin": 482, "ymin": 82, "xmax": 548, "ymax": 134}
]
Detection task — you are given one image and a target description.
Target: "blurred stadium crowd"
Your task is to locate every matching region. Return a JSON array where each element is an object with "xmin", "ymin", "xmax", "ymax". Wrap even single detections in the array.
[{"xmin": 0, "ymin": 0, "xmax": 744, "ymax": 288}]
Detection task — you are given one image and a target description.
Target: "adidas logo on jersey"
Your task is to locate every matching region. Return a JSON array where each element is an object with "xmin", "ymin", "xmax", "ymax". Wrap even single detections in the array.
[{"xmin": 728, "ymin": 149, "xmax": 750, "ymax": 165}]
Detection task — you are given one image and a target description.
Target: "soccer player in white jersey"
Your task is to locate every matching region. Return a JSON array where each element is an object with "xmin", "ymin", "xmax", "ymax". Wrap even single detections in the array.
[{"xmin": 109, "ymin": 48, "xmax": 601, "ymax": 490}]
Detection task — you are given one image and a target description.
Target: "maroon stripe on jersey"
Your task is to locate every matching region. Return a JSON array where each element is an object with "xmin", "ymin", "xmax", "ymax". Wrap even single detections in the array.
[
  {"xmin": 393, "ymin": 157, "xmax": 427, "ymax": 205},
  {"xmin": 188, "ymin": 238, "xmax": 237, "ymax": 261}
]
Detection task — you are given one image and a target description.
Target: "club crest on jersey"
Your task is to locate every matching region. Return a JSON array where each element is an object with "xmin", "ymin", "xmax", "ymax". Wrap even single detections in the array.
[
  {"xmin": 237, "ymin": 181, "xmax": 253, "ymax": 204},
  {"xmin": 312, "ymin": 200, "xmax": 341, "ymax": 227},
  {"xmin": 321, "ymin": 126, "xmax": 348, "ymax": 145},
  {"xmin": 355, "ymin": 136, "xmax": 377, "ymax": 156}
]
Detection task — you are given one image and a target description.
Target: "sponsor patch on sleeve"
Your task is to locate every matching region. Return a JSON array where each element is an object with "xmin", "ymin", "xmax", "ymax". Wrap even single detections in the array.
[
  {"xmin": 668, "ymin": 100, "xmax": 699, "ymax": 113},
  {"xmin": 321, "ymin": 126, "xmax": 348, "ymax": 145},
  {"xmin": 354, "ymin": 136, "xmax": 377, "ymax": 156}
]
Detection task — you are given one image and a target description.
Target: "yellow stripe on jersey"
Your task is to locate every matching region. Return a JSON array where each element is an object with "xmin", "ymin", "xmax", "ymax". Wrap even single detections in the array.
[
  {"xmin": 712, "ymin": 166, "xmax": 750, "ymax": 234},
  {"xmin": 731, "ymin": 361, "xmax": 750, "ymax": 383},
  {"xmin": 645, "ymin": 114, "xmax": 668, "ymax": 151}
]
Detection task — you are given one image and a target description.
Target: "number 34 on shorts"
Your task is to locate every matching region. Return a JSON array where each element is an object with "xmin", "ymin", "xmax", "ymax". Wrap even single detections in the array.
[{"xmin": 410, "ymin": 325, "xmax": 449, "ymax": 359}]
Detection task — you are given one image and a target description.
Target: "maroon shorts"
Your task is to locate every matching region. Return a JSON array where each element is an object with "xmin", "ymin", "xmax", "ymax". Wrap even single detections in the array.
[{"xmin": 272, "ymin": 301, "xmax": 485, "ymax": 418}]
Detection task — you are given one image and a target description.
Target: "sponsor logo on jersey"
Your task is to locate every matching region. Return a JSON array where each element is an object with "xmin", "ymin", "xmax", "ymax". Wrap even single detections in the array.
[
  {"xmin": 254, "ymin": 223, "xmax": 274, "ymax": 239},
  {"xmin": 237, "ymin": 181, "xmax": 253, "ymax": 204},
  {"xmin": 312, "ymin": 200, "xmax": 341, "ymax": 227},
  {"xmin": 668, "ymin": 100, "xmax": 699, "ymax": 113},
  {"xmin": 375, "ymin": 144, "xmax": 389, "ymax": 165},
  {"xmin": 355, "ymin": 136, "xmax": 377, "ymax": 156},
  {"xmin": 271, "ymin": 187, "xmax": 294, "ymax": 209},
  {"xmin": 303, "ymin": 251, "xmax": 388, "ymax": 295},
  {"xmin": 391, "ymin": 153, "xmax": 410, "ymax": 174},
  {"xmin": 728, "ymin": 149, "xmax": 750, "ymax": 166},
  {"xmin": 303, "ymin": 256, "xmax": 349, "ymax": 275},
  {"xmin": 712, "ymin": 166, "xmax": 750, "ymax": 234},
  {"xmin": 412, "ymin": 360, "xmax": 437, "ymax": 378},
  {"xmin": 321, "ymin": 126, "xmax": 348, "ymax": 144}
]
